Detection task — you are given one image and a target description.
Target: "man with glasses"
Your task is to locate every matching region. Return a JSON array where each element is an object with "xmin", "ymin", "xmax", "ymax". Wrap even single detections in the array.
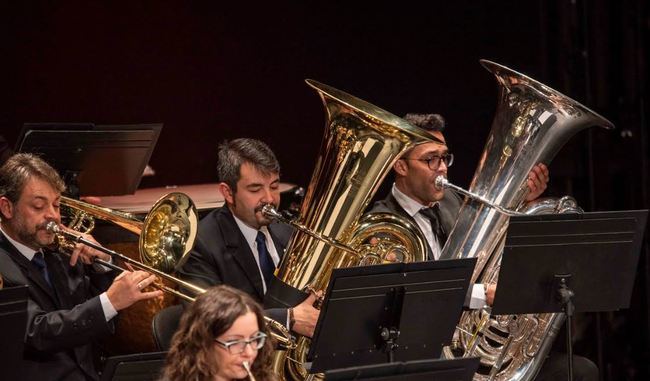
[
  {"xmin": 368, "ymin": 113, "xmax": 597, "ymax": 381},
  {"xmin": 369, "ymin": 113, "xmax": 548, "ymax": 308}
]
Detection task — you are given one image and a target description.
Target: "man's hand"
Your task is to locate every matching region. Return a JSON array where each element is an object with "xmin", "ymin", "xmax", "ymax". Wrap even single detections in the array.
[
  {"xmin": 525, "ymin": 163, "xmax": 549, "ymax": 201},
  {"xmin": 291, "ymin": 291, "xmax": 322, "ymax": 338},
  {"xmin": 485, "ymin": 284, "xmax": 496, "ymax": 306},
  {"xmin": 105, "ymin": 269, "xmax": 163, "ymax": 311},
  {"xmin": 63, "ymin": 228, "xmax": 112, "ymax": 266}
]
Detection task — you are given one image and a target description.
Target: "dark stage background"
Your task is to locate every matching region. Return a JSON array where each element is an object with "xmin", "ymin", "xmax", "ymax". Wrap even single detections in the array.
[{"xmin": 1, "ymin": 2, "xmax": 648, "ymax": 380}]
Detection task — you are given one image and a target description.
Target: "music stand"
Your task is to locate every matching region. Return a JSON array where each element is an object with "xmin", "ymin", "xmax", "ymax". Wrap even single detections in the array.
[
  {"xmin": 308, "ymin": 258, "xmax": 477, "ymax": 373},
  {"xmin": 491, "ymin": 210, "xmax": 648, "ymax": 381},
  {"xmin": 100, "ymin": 351, "xmax": 167, "ymax": 381},
  {"xmin": 0, "ymin": 285, "xmax": 28, "ymax": 380},
  {"xmin": 16, "ymin": 123, "xmax": 162, "ymax": 197},
  {"xmin": 324, "ymin": 357, "xmax": 480, "ymax": 381}
]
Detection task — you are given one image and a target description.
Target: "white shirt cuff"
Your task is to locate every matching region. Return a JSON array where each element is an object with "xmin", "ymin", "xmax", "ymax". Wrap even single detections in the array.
[
  {"xmin": 100, "ymin": 292, "xmax": 118, "ymax": 321},
  {"xmin": 469, "ymin": 283, "xmax": 487, "ymax": 309}
]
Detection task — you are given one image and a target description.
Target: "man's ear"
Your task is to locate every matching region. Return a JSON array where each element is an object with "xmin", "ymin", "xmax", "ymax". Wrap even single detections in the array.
[
  {"xmin": 393, "ymin": 159, "xmax": 408, "ymax": 177},
  {"xmin": 0, "ymin": 197, "xmax": 14, "ymax": 220},
  {"xmin": 218, "ymin": 183, "xmax": 234, "ymax": 205}
]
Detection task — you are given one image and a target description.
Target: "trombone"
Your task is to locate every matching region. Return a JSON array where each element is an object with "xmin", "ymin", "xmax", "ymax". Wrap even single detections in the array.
[{"xmin": 51, "ymin": 193, "xmax": 204, "ymax": 302}]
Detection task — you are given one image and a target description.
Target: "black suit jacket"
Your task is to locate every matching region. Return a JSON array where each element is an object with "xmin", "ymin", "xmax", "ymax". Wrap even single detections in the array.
[
  {"xmin": 368, "ymin": 188, "xmax": 462, "ymax": 258},
  {"xmin": 0, "ymin": 233, "xmax": 116, "ymax": 381},
  {"xmin": 178, "ymin": 206, "xmax": 294, "ymax": 323}
]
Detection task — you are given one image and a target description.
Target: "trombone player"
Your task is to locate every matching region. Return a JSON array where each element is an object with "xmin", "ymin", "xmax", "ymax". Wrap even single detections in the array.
[{"xmin": 0, "ymin": 153, "xmax": 162, "ymax": 381}]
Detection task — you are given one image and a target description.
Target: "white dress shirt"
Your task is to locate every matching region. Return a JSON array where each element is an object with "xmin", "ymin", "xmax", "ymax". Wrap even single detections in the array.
[
  {"xmin": 232, "ymin": 215, "xmax": 281, "ymax": 294},
  {"xmin": 391, "ymin": 184, "xmax": 487, "ymax": 309}
]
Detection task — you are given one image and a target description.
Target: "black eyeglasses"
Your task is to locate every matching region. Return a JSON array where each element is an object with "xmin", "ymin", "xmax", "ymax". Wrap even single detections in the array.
[
  {"xmin": 402, "ymin": 153, "xmax": 454, "ymax": 170},
  {"xmin": 214, "ymin": 332, "xmax": 267, "ymax": 354}
]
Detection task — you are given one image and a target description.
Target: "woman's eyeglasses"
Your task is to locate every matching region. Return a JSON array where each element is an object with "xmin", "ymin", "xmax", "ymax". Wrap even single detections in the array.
[{"xmin": 214, "ymin": 332, "xmax": 267, "ymax": 354}]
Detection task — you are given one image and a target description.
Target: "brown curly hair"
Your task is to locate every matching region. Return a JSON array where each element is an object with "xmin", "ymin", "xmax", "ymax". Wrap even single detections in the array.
[{"xmin": 160, "ymin": 285, "xmax": 276, "ymax": 381}]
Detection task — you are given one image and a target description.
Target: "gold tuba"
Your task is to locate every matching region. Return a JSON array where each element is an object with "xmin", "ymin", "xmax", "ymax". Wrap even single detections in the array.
[
  {"xmin": 438, "ymin": 60, "xmax": 614, "ymax": 381},
  {"xmin": 264, "ymin": 79, "xmax": 432, "ymax": 380}
]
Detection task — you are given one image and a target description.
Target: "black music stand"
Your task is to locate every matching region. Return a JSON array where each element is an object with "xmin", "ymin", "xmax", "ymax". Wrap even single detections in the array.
[
  {"xmin": 308, "ymin": 258, "xmax": 477, "ymax": 373},
  {"xmin": 100, "ymin": 351, "xmax": 167, "ymax": 381},
  {"xmin": 325, "ymin": 357, "xmax": 480, "ymax": 381},
  {"xmin": 491, "ymin": 210, "xmax": 648, "ymax": 381},
  {"xmin": 0, "ymin": 285, "xmax": 28, "ymax": 380},
  {"xmin": 16, "ymin": 123, "xmax": 162, "ymax": 197}
]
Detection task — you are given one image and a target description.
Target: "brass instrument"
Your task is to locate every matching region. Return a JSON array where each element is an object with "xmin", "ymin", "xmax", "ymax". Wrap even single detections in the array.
[
  {"xmin": 53, "ymin": 193, "xmax": 201, "ymax": 301},
  {"xmin": 55, "ymin": 195, "xmax": 295, "ymax": 350},
  {"xmin": 264, "ymin": 80, "xmax": 432, "ymax": 380},
  {"xmin": 438, "ymin": 60, "xmax": 613, "ymax": 381}
]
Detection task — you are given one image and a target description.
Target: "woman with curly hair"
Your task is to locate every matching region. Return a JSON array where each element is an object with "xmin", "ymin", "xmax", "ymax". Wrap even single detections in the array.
[{"xmin": 160, "ymin": 285, "xmax": 276, "ymax": 381}]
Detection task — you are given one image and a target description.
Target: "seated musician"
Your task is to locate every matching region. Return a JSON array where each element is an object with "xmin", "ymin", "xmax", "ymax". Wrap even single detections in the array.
[
  {"xmin": 0, "ymin": 153, "xmax": 163, "ymax": 381},
  {"xmin": 368, "ymin": 113, "xmax": 597, "ymax": 381},
  {"xmin": 178, "ymin": 138, "xmax": 319, "ymax": 337},
  {"xmin": 160, "ymin": 285, "xmax": 275, "ymax": 381}
]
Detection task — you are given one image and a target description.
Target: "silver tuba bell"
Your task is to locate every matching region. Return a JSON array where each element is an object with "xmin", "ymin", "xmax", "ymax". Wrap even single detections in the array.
[{"xmin": 438, "ymin": 60, "xmax": 613, "ymax": 381}]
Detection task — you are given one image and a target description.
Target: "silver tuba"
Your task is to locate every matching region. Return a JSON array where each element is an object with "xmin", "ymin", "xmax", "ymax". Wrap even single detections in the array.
[{"xmin": 439, "ymin": 60, "xmax": 614, "ymax": 381}]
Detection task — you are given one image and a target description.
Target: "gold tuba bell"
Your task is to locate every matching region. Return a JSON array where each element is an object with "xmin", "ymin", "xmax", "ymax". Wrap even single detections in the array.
[
  {"xmin": 263, "ymin": 80, "xmax": 432, "ymax": 380},
  {"xmin": 438, "ymin": 60, "xmax": 614, "ymax": 381}
]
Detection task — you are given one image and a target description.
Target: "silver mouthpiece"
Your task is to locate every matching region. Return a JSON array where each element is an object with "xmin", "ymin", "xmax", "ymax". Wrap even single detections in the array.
[
  {"xmin": 261, "ymin": 204, "xmax": 282, "ymax": 220},
  {"xmin": 435, "ymin": 175, "xmax": 448, "ymax": 190},
  {"xmin": 46, "ymin": 221, "xmax": 61, "ymax": 233}
]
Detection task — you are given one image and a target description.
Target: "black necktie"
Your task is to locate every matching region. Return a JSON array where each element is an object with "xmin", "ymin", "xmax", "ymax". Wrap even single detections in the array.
[
  {"xmin": 255, "ymin": 231, "xmax": 276, "ymax": 287},
  {"xmin": 32, "ymin": 251, "xmax": 52, "ymax": 288},
  {"xmin": 420, "ymin": 205, "xmax": 447, "ymax": 250}
]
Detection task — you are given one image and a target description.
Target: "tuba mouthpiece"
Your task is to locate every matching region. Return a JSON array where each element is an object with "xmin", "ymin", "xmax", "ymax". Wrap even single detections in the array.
[
  {"xmin": 261, "ymin": 204, "xmax": 281, "ymax": 220},
  {"xmin": 435, "ymin": 175, "xmax": 448, "ymax": 190}
]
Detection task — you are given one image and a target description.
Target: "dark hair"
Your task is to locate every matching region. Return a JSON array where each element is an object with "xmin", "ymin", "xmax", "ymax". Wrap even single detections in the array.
[
  {"xmin": 403, "ymin": 113, "xmax": 446, "ymax": 132},
  {"xmin": 161, "ymin": 285, "xmax": 276, "ymax": 381},
  {"xmin": 0, "ymin": 153, "xmax": 65, "ymax": 204},
  {"xmin": 217, "ymin": 138, "xmax": 280, "ymax": 192}
]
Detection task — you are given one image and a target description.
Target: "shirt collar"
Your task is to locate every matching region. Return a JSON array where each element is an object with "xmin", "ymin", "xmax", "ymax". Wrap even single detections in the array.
[
  {"xmin": 0, "ymin": 225, "xmax": 38, "ymax": 261},
  {"xmin": 232, "ymin": 213, "xmax": 270, "ymax": 248},
  {"xmin": 391, "ymin": 183, "xmax": 439, "ymax": 217}
]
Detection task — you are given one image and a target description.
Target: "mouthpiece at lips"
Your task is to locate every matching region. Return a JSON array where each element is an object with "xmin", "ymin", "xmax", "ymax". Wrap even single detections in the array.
[{"xmin": 435, "ymin": 176, "xmax": 448, "ymax": 190}]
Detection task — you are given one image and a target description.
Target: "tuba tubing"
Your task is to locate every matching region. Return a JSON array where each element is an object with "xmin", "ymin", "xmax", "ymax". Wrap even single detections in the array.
[{"xmin": 264, "ymin": 79, "xmax": 432, "ymax": 380}]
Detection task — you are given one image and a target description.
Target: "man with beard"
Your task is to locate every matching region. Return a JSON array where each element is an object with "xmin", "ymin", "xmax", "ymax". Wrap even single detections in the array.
[
  {"xmin": 368, "ymin": 113, "xmax": 597, "ymax": 381},
  {"xmin": 179, "ymin": 138, "xmax": 320, "ymax": 337},
  {"xmin": 0, "ymin": 153, "xmax": 162, "ymax": 381}
]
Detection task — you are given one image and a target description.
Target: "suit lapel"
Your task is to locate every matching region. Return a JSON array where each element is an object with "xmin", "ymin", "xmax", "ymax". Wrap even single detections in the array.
[
  {"xmin": 219, "ymin": 208, "xmax": 265, "ymax": 299},
  {"xmin": 385, "ymin": 193, "xmax": 435, "ymax": 260},
  {"xmin": 0, "ymin": 234, "xmax": 60, "ymax": 305}
]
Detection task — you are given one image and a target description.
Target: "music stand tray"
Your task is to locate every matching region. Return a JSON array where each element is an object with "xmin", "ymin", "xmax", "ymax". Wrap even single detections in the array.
[
  {"xmin": 490, "ymin": 210, "xmax": 648, "ymax": 381},
  {"xmin": 16, "ymin": 123, "xmax": 162, "ymax": 196},
  {"xmin": 0, "ymin": 285, "xmax": 28, "ymax": 380},
  {"xmin": 492, "ymin": 210, "xmax": 648, "ymax": 315},
  {"xmin": 324, "ymin": 357, "xmax": 480, "ymax": 381},
  {"xmin": 308, "ymin": 258, "xmax": 477, "ymax": 373},
  {"xmin": 101, "ymin": 351, "xmax": 167, "ymax": 381}
]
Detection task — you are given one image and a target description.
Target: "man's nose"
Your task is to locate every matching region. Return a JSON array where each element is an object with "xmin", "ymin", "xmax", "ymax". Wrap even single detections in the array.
[
  {"xmin": 44, "ymin": 205, "xmax": 60, "ymax": 221},
  {"xmin": 438, "ymin": 159, "xmax": 448, "ymax": 173},
  {"xmin": 261, "ymin": 188, "xmax": 274, "ymax": 202}
]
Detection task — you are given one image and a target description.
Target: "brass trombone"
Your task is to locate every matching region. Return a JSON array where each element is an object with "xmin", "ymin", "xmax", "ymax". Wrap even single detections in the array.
[
  {"xmin": 50, "ymin": 193, "xmax": 203, "ymax": 302},
  {"xmin": 52, "ymin": 194, "xmax": 296, "ymax": 350}
]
